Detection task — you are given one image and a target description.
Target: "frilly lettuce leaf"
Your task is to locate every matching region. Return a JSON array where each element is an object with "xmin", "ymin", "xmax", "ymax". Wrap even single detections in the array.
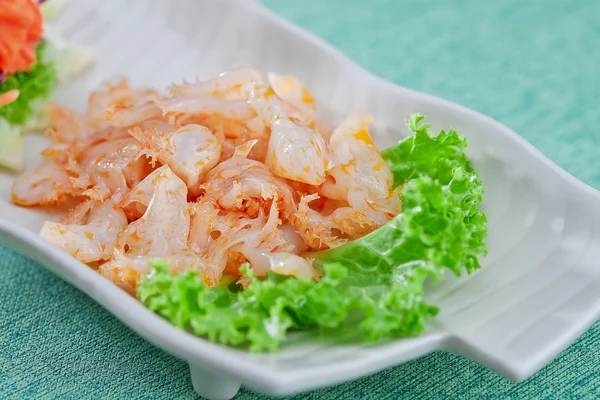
[
  {"xmin": 139, "ymin": 260, "xmax": 346, "ymax": 352},
  {"xmin": 138, "ymin": 259, "xmax": 437, "ymax": 351},
  {"xmin": 137, "ymin": 114, "xmax": 488, "ymax": 351}
]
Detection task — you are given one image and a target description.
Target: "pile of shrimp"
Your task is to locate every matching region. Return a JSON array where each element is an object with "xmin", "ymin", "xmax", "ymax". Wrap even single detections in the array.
[{"xmin": 11, "ymin": 67, "xmax": 402, "ymax": 292}]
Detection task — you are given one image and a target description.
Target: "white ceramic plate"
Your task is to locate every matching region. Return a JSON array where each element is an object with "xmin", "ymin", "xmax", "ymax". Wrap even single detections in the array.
[{"xmin": 1, "ymin": 1, "xmax": 599, "ymax": 399}]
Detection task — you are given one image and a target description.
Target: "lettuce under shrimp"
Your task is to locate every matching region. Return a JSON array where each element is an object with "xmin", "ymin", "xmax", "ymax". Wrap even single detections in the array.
[{"xmin": 137, "ymin": 113, "xmax": 488, "ymax": 351}]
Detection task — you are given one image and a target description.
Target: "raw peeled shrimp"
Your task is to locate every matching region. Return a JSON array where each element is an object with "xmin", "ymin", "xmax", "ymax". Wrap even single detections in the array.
[
  {"xmin": 188, "ymin": 194, "xmax": 309, "ymax": 282},
  {"xmin": 105, "ymin": 99, "xmax": 163, "ymax": 128},
  {"xmin": 129, "ymin": 122, "xmax": 221, "ymax": 193},
  {"xmin": 11, "ymin": 162, "xmax": 74, "ymax": 206},
  {"xmin": 290, "ymin": 115, "xmax": 401, "ymax": 249},
  {"xmin": 85, "ymin": 80, "xmax": 161, "ymax": 129},
  {"xmin": 199, "ymin": 198, "xmax": 292, "ymax": 282},
  {"xmin": 168, "ymin": 67, "xmax": 317, "ymax": 128},
  {"xmin": 263, "ymin": 252, "xmax": 316, "ymax": 279},
  {"xmin": 279, "ymin": 223, "xmax": 307, "ymax": 254},
  {"xmin": 120, "ymin": 164, "xmax": 167, "ymax": 219},
  {"xmin": 168, "ymin": 66, "xmax": 267, "ymax": 99},
  {"xmin": 268, "ymin": 73, "xmax": 317, "ymax": 124},
  {"xmin": 201, "ymin": 140, "xmax": 296, "ymax": 216},
  {"xmin": 289, "ymin": 193, "xmax": 347, "ymax": 250},
  {"xmin": 12, "ymin": 110, "xmax": 146, "ymax": 207},
  {"xmin": 164, "ymin": 67, "xmax": 269, "ymax": 140},
  {"xmin": 46, "ymin": 104, "xmax": 133, "ymax": 148},
  {"xmin": 320, "ymin": 114, "xmax": 401, "ymax": 224},
  {"xmin": 248, "ymin": 83, "xmax": 332, "ymax": 185},
  {"xmin": 40, "ymin": 200, "xmax": 127, "ymax": 263},
  {"xmin": 42, "ymin": 105, "xmax": 131, "ymax": 189},
  {"xmin": 101, "ymin": 165, "xmax": 207, "ymax": 289},
  {"xmin": 74, "ymin": 136, "xmax": 151, "ymax": 203},
  {"xmin": 156, "ymin": 96, "xmax": 254, "ymax": 126},
  {"xmin": 187, "ymin": 198, "xmax": 221, "ymax": 255},
  {"xmin": 237, "ymin": 238, "xmax": 316, "ymax": 279},
  {"xmin": 45, "ymin": 104, "xmax": 90, "ymax": 144},
  {"xmin": 13, "ymin": 67, "xmax": 403, "ymax": 292}
]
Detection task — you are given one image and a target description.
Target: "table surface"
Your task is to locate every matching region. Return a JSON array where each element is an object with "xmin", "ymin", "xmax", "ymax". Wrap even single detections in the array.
[{"xmin": 1, "ymin": 0, "xmax": 599, "ymax": 398}]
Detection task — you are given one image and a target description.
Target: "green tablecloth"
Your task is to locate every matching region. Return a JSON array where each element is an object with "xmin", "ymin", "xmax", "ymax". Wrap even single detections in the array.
[{"xmin": 1, "ymin": 0, "xmax": 599, "ymax": 398}]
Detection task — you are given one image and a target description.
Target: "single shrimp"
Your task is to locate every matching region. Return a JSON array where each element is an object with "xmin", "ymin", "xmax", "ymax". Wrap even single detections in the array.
[
  {"xmin": 201, "ymin": 198, "xmax": 287, "ymax": 283},
  {"xmin": 40, "ymin": 200, "xmax": 127, "ymax": 263},
  {"xmin": 60, "ymin": 197, "xmax": 97, "ymax": 225},
  {"xmin": 201, "ymin": 140, "xmax": 296, "ymax": 216},
  {"xmin": 289, "ymin": 116, "xmax": 401, "ymax": 248},
  {"xmin": 120, "ymin": 164, "xmax": 167, "ymax": 219},
  {"xmin": 168, "ymin": 66, "xmax": 267, "ymax": 99},
  {"xmin": 248, "ymin": 83, "xmax": 332, "ymax": 185},
  {"xmin": 268, "ymin": 73, "xmax": 317, "ymax": 125},
  {"xmin": 279, "ymin": 223, "xmax": 307, "ymax": 254},
  {"xmin": 129, "ymin": 122, "xmax": 221, "ymax": 194},
  {"xmin": 163, "ymin": 68, "xmax": 269, "ymax": 139},
  {"xmin": 75, "ymin": 136, "xmax": 151, "ymax": 203},
  {"xmin": 11, "ymin": 162, "xmax": 74, "ymax": 206},
  {"xmin": 45, "ymin": 104, "xmax": 91, "ymax": 144},
  {"xmin": 86, "ymin": 80, "xmax": 160, "ymax": 129},
  {"xmin": 232, "ymin": 213, "xmax": 313, "ymax": 279},
  {"xmin": 103, "ymin": 92, "xmax": 162, "ymax": 127},
  {"xmin": 156, "ymin": 96, "xmax": 254, "ymax": 126},
  {"xmin": 101, "ymin": 166, "xmax": 207, "ymax": 289},
  {"xmin": 225, "ymin": 136, "xmax": 270, "ymax": 163},
  {"xmin": 104, "ymin": 100, "xmax": 163, "ymax": 128},
  {"xmin": 187, "ymin": 198, "xmax": 221, "ymax": 255},
  {"xmin": 320, "ymin": 114, "xmax": 401, "ymax": 225},
  {"xmin": 264, "ymin": 252, "xmax": 316, "ymax": 279},
  {"xmin": 188, "ymin": 194, "xmax": 297, "ymax": 283},
  {"xmin": 42, "ymin": 125, "xmax": 133, "ymax": 189},
  {"xmin": 289, "ymin": 193, "xmax": 347, "ymax": 250}
]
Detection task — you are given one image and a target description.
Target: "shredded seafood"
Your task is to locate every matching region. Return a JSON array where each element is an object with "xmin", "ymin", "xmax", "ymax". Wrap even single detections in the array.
[{"xmin": 12, "ymin": 67, "xmax": 402, "ymax": 292}]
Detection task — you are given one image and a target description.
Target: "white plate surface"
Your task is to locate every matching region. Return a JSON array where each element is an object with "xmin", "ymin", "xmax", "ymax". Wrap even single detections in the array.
[{"xmin": 0, "ymin": 1, "xmax": 599, "ymax": 399}]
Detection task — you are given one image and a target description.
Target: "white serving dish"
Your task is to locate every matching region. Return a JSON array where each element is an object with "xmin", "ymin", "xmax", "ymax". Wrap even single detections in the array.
[{"xmin": 1, "ymin": 1, "xmax": 599, "ymax": 399}]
